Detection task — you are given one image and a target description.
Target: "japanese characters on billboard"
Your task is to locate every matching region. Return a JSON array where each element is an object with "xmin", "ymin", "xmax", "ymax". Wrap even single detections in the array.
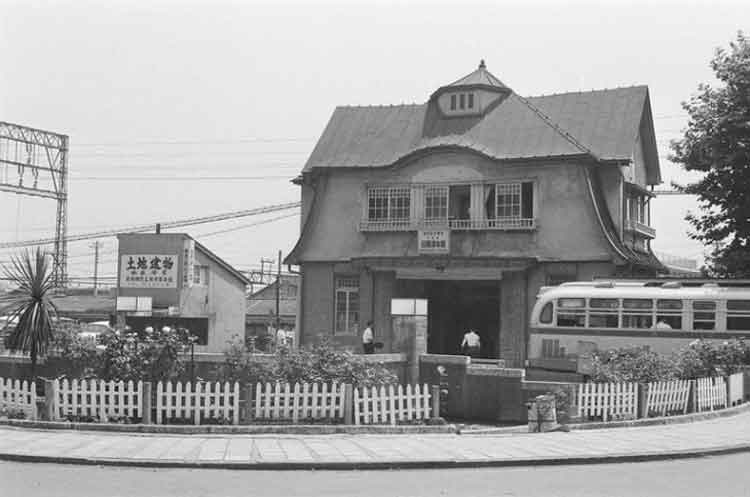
[
  {"xmin": 120, "ymin": 254, "xmax": 178, "ymax": 288},
  {"xmin": 183, "ymin": 239, "xmax": 195, "ymax": 288}
]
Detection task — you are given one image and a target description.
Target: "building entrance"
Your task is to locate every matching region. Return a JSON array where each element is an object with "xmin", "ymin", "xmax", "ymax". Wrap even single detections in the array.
[{"xmin": 395, "ymin": 279, "xmax": 501, "ymax": 358}]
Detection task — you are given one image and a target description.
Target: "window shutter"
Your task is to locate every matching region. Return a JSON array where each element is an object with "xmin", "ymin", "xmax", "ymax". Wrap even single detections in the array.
[{"xmin": 521, "ymin": 182, "xmax": 534, "ymax": 219}]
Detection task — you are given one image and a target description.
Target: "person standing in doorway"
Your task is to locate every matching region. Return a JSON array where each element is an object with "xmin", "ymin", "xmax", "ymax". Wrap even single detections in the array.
[
  {"xmin": 362, "ymin": 320, "xmax": 375, "ymax": 354},
  {"xmin": 461, "ymin": 329, "xmax": 481, "ymax": 358}
]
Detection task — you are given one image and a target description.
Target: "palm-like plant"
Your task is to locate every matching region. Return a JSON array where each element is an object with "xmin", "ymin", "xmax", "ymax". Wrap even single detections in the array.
[{"xmin": 1, "ymin": 248, "xmax": 58, "ymax": 378}]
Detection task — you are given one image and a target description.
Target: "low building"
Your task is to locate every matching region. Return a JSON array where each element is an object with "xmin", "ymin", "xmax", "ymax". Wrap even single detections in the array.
[
  {"xmin": 246, "ymin": 274, "xmax": 298, "ymax": 350},
  {"xmin": 116, "ymin": 233, "xmax": 249, "ymax": 353}
]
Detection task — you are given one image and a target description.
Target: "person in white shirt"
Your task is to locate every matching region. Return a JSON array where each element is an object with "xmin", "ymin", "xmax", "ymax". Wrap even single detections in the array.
[
  {"xmin": 276, "ymin": 327, "xmax": 287, "ymax": 349},
  {"xmin": 461, "ymin": 329, "xmax": 481, "ymax": 357},
  {"xmin": 362, "ymin": 321, "xmax": 375, "ymax": 354}
]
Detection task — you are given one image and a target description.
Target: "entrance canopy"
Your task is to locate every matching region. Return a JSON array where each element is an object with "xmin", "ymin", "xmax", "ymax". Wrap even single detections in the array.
[{"xmin": 356, "ymin": 256, "xmax": 534, "ymax": 279}]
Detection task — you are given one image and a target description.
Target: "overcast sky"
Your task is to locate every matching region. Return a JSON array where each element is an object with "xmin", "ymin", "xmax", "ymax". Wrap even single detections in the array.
[{"xmin": 1, "ymin": 0, "xmax": 747, "ymax": 281}]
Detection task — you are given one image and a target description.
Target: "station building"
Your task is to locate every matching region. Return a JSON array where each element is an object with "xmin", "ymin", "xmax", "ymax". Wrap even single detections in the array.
[{"xmin": 286, "ymin": 61, "xmax": 665, "ymax": 367}]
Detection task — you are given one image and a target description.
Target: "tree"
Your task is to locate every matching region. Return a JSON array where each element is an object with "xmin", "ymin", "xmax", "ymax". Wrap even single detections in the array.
[
  {"xmin": 670, "ymin": 32, "xmax": 750, "ymax": 276},
  {"xmin": 1, "ymin": 248, "xmax": 58, "ymax": 378}
]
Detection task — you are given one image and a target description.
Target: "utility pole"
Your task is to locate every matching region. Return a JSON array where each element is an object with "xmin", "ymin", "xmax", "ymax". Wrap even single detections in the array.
[
  {"xmin": 90, "ymin": 241, "xmax": 100, "ymax": 296},
  {"xmin": 275, "ymin": 250, "xmax": 282, "ymax": 332}
]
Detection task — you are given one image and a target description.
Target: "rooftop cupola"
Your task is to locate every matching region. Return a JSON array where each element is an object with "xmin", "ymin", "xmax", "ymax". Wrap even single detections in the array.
[{"xmin": 430, "ymin": 60, "xmax": 513, "ymax": 117}]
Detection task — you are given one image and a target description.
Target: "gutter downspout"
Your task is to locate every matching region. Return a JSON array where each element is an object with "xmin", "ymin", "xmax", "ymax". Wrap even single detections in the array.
[{"xmin": 584, "ymin": 164, "xmax": 632, "ymax": 263}]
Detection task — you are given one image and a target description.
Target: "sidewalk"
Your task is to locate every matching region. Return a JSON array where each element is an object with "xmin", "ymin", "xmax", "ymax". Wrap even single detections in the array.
[{"xmin": 1, "ymin": 411, "xmax": 749, "ymax": 470}]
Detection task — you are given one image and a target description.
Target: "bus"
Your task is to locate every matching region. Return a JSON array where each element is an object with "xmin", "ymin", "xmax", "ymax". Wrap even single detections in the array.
[{"xmin": 528, "ymin": 280, "xmax": 750, "ymax": 372}]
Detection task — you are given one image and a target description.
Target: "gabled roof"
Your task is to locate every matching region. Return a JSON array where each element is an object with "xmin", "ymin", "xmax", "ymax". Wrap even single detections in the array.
[
  {"xmin": 526, "ymin": 86, "xmax": 648, "ymax": 162},
  {"xmin": 303, "ymin": 93, "xmax": 592, "ymax": 171},
  {"xmin": 193, "ymin": 238, "xmax": 251, "ymax": 286},
  {"xmin": 302, "ymin": 84, "xmax": 657, "ymax": 175}
]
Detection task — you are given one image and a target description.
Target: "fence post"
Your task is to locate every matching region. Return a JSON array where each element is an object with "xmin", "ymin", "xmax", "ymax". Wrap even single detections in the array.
[
  {"xmin": 637, "ymin": 383, "xmax": 648, "ymax": 419},
  {"xmin": 142, "ymin": 382, "xmax": 152, "ymax": 424},
  {"xmin": 242, "ymin": 383, "xmax": 253, "ymax": 424},
  {"xmin": 44, "ymin": 380, "xmax": 57, "ymax": 421},
  {"xmin": 687, "ymin": 379, "xmax": 696, "ymax": 413},
  {"xmin": 431, "ymin": 385, "xmax": 440, "ymax": 419},
  {"xmin": 343, "ymin": 384, "xmax": 353, "ymax": 425}
]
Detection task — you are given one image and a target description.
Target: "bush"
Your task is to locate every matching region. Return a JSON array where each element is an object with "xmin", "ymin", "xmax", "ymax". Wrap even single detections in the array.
[
  {"xmin": 50, "ymin": 326, "xmax": 101, "ymax": 377},
  {"xmin": 590, "ymin": 340, "xmax": 750, "ymax": 383},
  {"xmin": 0, "ymin": 406, "xmax": 27, "ymax": 420},
  {"xmin": 590, "ymin": 346, "xmax": 677, "ymax": 383},
  {"xmin": 216, "ymin": 336, "xmax": 398, "ymax": 388},
  {"xmin": 99, "ymin": 327, "xmax": 190, "ymax": 383}
]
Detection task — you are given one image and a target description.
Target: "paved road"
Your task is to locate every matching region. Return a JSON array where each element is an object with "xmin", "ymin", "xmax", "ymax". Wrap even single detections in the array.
[{"xmin": 2, "ymin": 454, "xmax": 750, "ymax": 497}]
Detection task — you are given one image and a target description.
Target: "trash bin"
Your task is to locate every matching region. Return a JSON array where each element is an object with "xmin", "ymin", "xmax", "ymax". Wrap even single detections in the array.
[{"xmin": 527, "ymin": 394, "xmax": 557, "ymax": 432}]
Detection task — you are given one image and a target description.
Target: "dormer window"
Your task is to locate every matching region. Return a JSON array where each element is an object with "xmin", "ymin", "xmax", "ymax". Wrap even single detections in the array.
[
  {"xmin": 460, "ymin": 94, "xmax": 465, "ymax": 109},
  {"xmin": 468, "ymin": 93, "xmax": 474, "ymax": 109},
  {"xmin": 450, "ymin": 94, "xmax": 456, "ymax": 110}
]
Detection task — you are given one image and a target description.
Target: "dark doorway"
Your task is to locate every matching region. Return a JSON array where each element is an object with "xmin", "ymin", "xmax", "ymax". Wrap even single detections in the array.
[{"xmin": 424, "ymin": 280, "xmax": 500, "ymax": 358}]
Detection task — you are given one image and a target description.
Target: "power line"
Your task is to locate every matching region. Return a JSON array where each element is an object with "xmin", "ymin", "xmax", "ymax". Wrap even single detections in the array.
[
  {"xmin": 69, "ymin": 175, "xmax": 293, "ymax": 182},
  {"xmin": 0, "ymin": 201, "xmax": 301, "ymax": 249},
  {"xmin": 75, "ymin": 137, "xmax": 316, "ymax": 147}
]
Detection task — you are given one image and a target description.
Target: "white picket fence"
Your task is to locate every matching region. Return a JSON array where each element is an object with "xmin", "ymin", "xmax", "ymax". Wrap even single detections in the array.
[
  {"xmin": 55, "ymin": 379, "xmax": 142, "ymax": 420},
  {"xmin": 728, "ymin": 372, "xmax": 744, "ymax": 406},
  {"xmin": 0, "ymin": 378, "xmax": 37, "ymax": 419},
  {"xmin": 577, "ymin": 382, "xmax": 638, "ymax": 421},
  {"xmin": 353, "ymin": 384, "xmax": 431, "ymax": 425},
  {"xmin": 645, "ymin": 379, "xmax": 691, "ymax": 416},
  {"xmin": 695, "ymin": 376, "xmax": 728, "ymax": 412},
  {"xmin": 155, "ymin": 381, "xmax": 240, "ymax": 425},
  {"xmin": 252, "ymin": 382, "xmax": 345, "ymax": 421}
]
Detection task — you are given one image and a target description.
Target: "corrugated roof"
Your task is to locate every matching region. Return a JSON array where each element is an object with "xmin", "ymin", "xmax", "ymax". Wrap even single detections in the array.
[{"xmin": 303, "ymin": 86, "xmax": 651, "ymax": 172}]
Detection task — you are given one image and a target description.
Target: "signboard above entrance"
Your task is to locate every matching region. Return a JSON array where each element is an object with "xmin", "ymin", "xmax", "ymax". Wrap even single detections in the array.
[
  {"xmin": 391, "ymin": 298, "xmax": 428, "ymax": 316},
  {"xmin": 120, "ymin": 254, "xmax": 178, "ymax": 288},
  {"xmin": 418, "ymin": 229, "xmax": 449, "ymax": 254}
]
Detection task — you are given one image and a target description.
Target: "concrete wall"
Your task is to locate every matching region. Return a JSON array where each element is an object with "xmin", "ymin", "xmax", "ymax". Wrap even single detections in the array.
[
  {"xmin": 296, "ymin": 152, "xmax": 615, "ymax": 263},
  {"xmin": 192, "ymin": 249, "xmax": 247, "ymax": 353}
]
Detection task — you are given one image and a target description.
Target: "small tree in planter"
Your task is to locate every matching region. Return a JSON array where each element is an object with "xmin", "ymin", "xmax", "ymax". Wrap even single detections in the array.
[{"xmin": 1, "ymin": 248, "xmax": 58, "ymax": 380}]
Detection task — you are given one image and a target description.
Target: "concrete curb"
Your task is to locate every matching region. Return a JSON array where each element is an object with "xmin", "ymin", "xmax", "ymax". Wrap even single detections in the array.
[
  {"xmin": 0, "ymin": 418, "xmax": 458, "ymax": 435},
  {"xmin": 459, "ymin": 402, "xmax": 750, "ymax": 435},
  {"xmin": 1, "ymin": 442, "xmax": 749, "ymax": 471}
]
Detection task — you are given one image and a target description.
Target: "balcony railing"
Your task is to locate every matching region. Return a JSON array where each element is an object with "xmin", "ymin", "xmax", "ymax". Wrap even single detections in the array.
[
  {"xmin": 625, "ymin": 218, "xmax": 656, "ymax": 238},
  {"xmin": 360, "ymin": 218, "xmax": 536, "ymax": 232}
]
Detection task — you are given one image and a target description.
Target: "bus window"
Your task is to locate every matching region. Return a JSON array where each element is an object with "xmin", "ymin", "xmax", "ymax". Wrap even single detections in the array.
[
  {"xmin": 589, "ymin": 298, "xmax": 619, "ymax": 328},
  {"xmin": 693, "ymin": 301, "xmax": 716, "ymax": 330},
  {"xmin": 539, "ymin": 302, "xmax": 553, "ymax": 324},
  {"xmin": 727, "ymin": 300, "xmax": 750, "ymax": 330},
  {"xmin": 623, "ymin": 298, "xmax": 653, "ymax": 329},
  {"xmin": 656, "ymin": 299, "xmax": 682, "ymax": 330},
  {"xmin": 557, "ymin": 298, "xmax": 585, "ymax": 327}
]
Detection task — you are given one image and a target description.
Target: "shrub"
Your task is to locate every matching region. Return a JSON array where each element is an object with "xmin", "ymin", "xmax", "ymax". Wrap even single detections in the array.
[
  {"xmin": 99, "ymin": 327, "xmax": 190, "ymax": 383},
  {"xmin": 0, "ymin": 406, "xmax": 27, "ymax": 420},
  {"xmin": 216, "ymin": 336, "xmax": 397, "ymax": 387},
  {"xmin": 590, "ymin": 346, "xmax": 678, "ymax": 383},
  {"xmin": 50, "ymin": 326, "xmax": 101, "ymax": 377}
]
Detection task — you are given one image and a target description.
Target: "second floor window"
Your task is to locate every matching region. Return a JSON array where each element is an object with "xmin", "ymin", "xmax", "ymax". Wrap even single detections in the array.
[
  {"xmin": 367, "ymin": 187, "xmax": 410, "ymax": 222},
  {"xmin": 424, "ymin": 186, "xmax": 448, "ymax": 221},
  {"xmin": 495, "ymin": 182, "xmax": 533, "ymax": 219}
]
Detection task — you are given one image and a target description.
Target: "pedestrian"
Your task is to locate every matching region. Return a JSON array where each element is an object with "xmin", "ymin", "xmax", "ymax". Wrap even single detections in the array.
[
  {"xmin": 276, "ymin": 326, "xmax": 287, "ymax": 349},
  {"xmin": 461, "ymin": 329, "xmax": 481, "ymax": 358},
  {"xmin": 362, "ymin": 320, "xmax": 375, "ymax": 354}
]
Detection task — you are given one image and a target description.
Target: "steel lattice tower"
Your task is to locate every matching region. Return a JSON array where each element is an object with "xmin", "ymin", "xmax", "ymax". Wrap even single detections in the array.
[{"xmin": 0, "ymin": 121, "xmax": 69, "ymax": 288}]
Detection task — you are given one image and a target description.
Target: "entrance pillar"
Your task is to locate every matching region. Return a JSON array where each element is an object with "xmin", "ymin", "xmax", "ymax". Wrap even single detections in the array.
[{"xmin": 391, "ymin": 299, "xmax": 428, "ymax": 384}]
